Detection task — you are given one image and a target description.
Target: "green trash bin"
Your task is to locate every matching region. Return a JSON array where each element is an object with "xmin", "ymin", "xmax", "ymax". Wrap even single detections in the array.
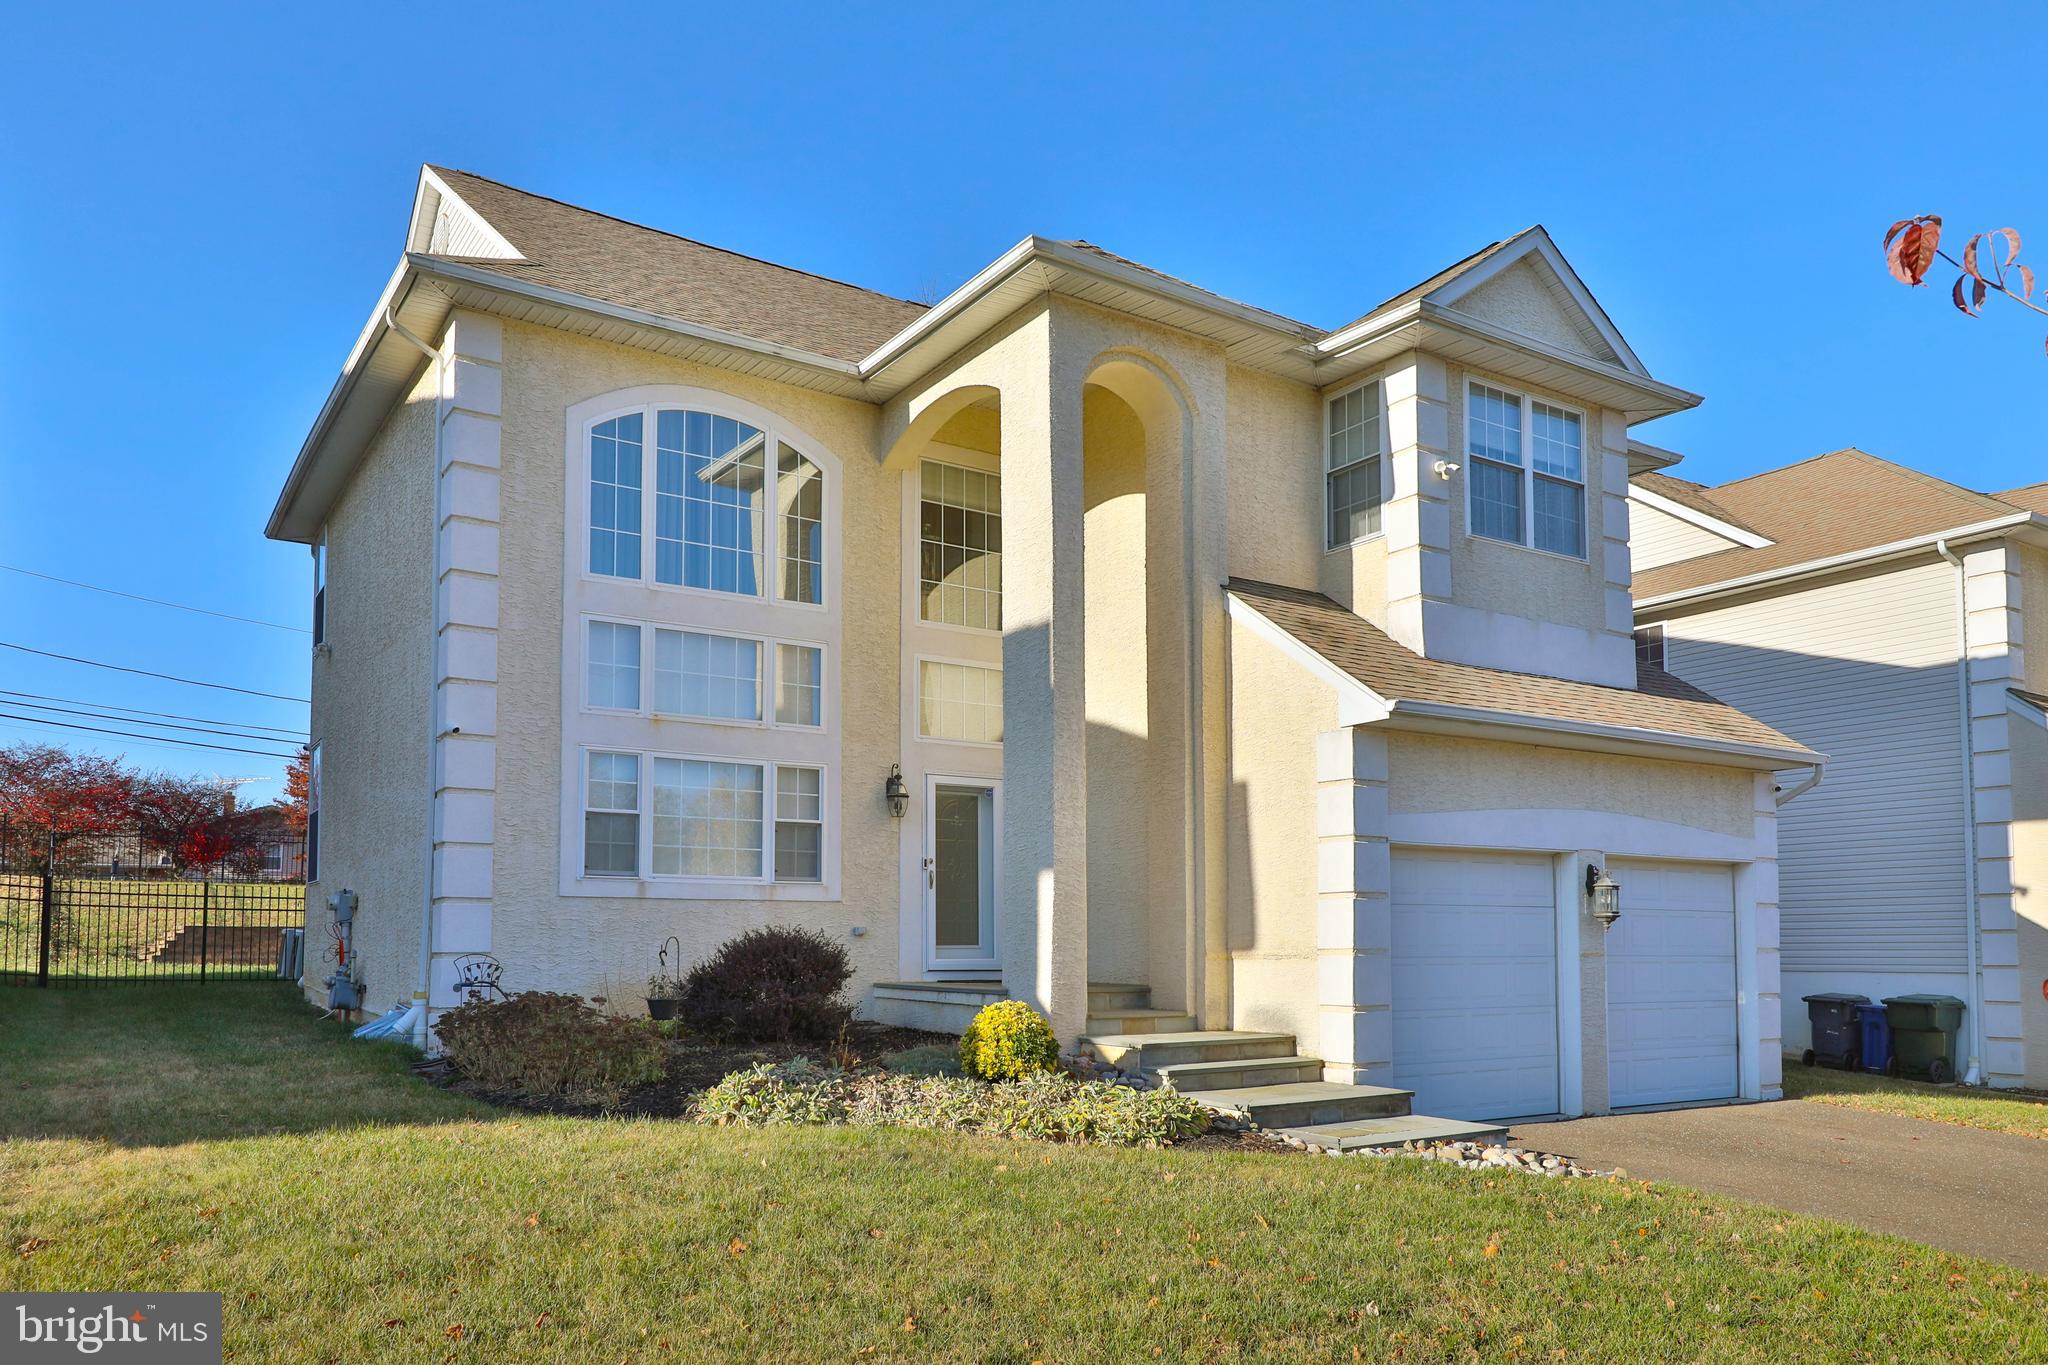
[{"xmin": 1881, "ymin": 994, "xmax": 1966, "ymax": 1083}]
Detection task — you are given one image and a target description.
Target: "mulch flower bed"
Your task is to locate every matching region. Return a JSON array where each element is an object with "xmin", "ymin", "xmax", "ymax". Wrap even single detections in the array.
[{"xmin": 420, "ymin": 1019, "xmax": 954, "ymax": 1119}]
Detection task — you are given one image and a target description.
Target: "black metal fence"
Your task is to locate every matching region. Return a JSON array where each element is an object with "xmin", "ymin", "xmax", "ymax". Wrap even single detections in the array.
[{"xmin": 0, "ymin": 825, "xmax": 308, "ymax": 986}]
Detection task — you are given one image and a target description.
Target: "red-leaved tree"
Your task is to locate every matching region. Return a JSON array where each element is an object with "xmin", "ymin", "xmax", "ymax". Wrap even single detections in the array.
[
  {"xmin": 130, "ymin": 772, "xmax": 260, "ymax": 874},
  {"xmin": 1884, "ymin": 216, "xmax": 2048, "ymax": 352},
  {"xmin": 280, "ymin": 745, "xmax": 310, "ymax": 836},
  {"xmin": 0, "ymin": 743, "xmax": 132, "ymax": 836}
]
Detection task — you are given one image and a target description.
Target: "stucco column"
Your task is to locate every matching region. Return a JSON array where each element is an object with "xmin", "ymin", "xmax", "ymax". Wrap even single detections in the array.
[
  {"xmin": 428, "ymin": 310, "xmax": 502, "ymax": 1023},
  {"xmin": 998, "ymin": 315, "xmax": 1090, "ymax": 1043},
  {"xmin": 1736, "ymin": 773, "xmax": 1783, "ymax": 1100},
  {"xmin": 1378, "ymin": 353, "xmax": 1453, "ymax": 654},
  {"xmin": 1570, "ymin": 848, "xmax": 1611, "ymax": 1115},
  {"xmin": 1314, "ymin": 727, "xmax": 1392, "ymax": 1084},
  {"xmin": 1963, "ymin": 546, "xmax": 2023, "ymax": 1084}
]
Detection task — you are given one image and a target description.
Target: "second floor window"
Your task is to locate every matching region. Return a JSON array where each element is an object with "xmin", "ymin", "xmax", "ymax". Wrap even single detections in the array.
[
  {"xmin": 1467, "ymin": 381, "xmax": 1586, "ymax": 558},
  {"xmin": 919, "ymin": 460, "xmax": 1002, "ymax": 630},
  {"xmin": 311, "ymin": 533, "xmax": 328, "ymax": 646},
  {"xmin": 588, "ymin": 407, "xmax": 825, "ymax": 604},
  {"xmin": 1326, "ymin": 383, "xmax": 1383, "ymax": 548}
]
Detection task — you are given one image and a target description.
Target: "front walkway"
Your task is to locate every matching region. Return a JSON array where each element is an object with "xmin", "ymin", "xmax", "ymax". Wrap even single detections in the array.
[{"xmin": 1511, "ymin": 1100, "xmax": 2048, "ymax": 1271}]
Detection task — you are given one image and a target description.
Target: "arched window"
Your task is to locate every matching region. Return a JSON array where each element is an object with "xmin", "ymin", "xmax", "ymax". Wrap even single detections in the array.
[{"xmin": 586, "ymin": 406, "xmax": 828, "ymax": 605}]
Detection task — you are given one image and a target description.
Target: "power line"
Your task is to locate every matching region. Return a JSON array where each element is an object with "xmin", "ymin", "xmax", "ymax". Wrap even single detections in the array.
[
  {"xmin": 0, "ymin": 563, "xmax": 309, "ymax": 634},
  {"xmin": 0, "ymin": 688, "xmax": 307, "ymax": 738},
  {"xmin": 0, "ymin": 697, "xmax": 304, "ymax": 745},
  {"xmin": 0, "ymin": 719, "xmax": 290, "ymax": 771},
  {"xmin": 0, "ymin": 642, "xmax": 309, "ymax": 704},
  {"xmin": 0, "ymin": 711, "xmax": 301, "ymax": 759}
]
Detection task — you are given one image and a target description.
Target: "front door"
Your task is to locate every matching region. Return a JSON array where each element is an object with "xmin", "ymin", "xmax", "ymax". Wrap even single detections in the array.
[{"xmin": 924, "ymin": 776, "xmax": 999, "ymax": 973}]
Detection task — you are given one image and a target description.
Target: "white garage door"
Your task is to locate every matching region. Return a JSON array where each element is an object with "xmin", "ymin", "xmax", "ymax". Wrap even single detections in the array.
[
  {"xmin": 1607, "ymin": 859, "xmax": 1738, "ymax": 1109},
  {"xmin": 1391, "ymin": 849, "xmax": 1559, "ymax": 1121}
]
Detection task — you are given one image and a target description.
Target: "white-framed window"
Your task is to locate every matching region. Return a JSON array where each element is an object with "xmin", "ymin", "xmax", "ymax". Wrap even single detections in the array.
[
  {"xmin": 586, "ymin": 620, "xmax": 642, "ymax": 711},
  {"xmin": 588, "ymin": 405, "xmax": 826, "ymax": 607},
  {"xmin": 919, "ymin": 459, "xmax": 1002, "ymax": 630},
  {"xmin": 651, "ymin": 756, "xmax": 763, "ymax": 878},
  {"xmin": 583, "ymin": 752, "xmax": 641, "ymax": 877},
  {"xmin": 588, "ymin": 414, "xmax": 644, "ymax": 578},
  {"xmin": 775, "ymin": 643, "xmax": 823, "ymax": 727},
  {"xmin": 654, "ymin": 628, "xmax": 763, "ymax": 722},
  {"xmin": 1325, "ymin": 382, "xmax": 1383, "ymax": 548},
  {"xmin": 773, "ymin": 766, "xmax": 823, "ymax": 881},
  {"xmin": 1465, "ymin": 380, "xmax": 1587, "ymax": 558},
  {"xmin": 918, "ymin": 659, "xmax": 1004, "ymax": 744},
  {"xmin": 311, "ymin": 532, "xmax": 328, "ymax": 646},
  {"xmin": 1634, "ymin": 624, "xmax": 1666, "ymax": 671}
]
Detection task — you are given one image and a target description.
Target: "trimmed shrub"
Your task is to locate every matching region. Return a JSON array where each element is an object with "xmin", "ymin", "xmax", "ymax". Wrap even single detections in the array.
[
  {"xmin": 435, "ymin": 991, "xmax": 665, "ymax": 1107},
  {"xmin": 678, "ymin": 926, "xmax": 854, "ymax": 1042},
  {"xmin": 958, "ymin": 1000, "xmax": 1060, "ymax": 1081},
  {"xmin": 694, "ymin": 1063, "xmax": 1209, "ymax": 1147}
]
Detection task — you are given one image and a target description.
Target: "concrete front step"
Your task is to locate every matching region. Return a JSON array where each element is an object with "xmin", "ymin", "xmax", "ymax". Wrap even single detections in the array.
[
  {"xmin": 1152, "ymin": 1054, "xmax": 1325, "ymax": 1090},
  {"xmin": 1272, "ymin": 1115, "xmax": 1510, "ymax": 1151},
  {"xmin": 1180, "ymin": 1080, "xmax": 1415, "ymax": 1128},
  {"xmin": 1082, "ymin": 1030, "xmax": 1298, "ymax": 1072},
  {"xmin": 1084, "ymin": 1008, "xmax": 1195, "ymax": 1036},
  {"xmin": 1086, "ymin": 982, "xmax": 1154, "ymax": 1011}
]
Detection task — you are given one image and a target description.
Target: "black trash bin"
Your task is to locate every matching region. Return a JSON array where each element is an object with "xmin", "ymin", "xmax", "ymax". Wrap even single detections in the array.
[{"xmin": 1801, "ymin": 992, "xmax": 1869, "ymax": 1069}]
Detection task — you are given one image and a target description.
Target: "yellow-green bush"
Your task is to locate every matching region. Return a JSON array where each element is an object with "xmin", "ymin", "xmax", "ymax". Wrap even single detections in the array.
[{"xmin": 958, "ymin": 999, "xmax": 1060, "ymax": 1080}]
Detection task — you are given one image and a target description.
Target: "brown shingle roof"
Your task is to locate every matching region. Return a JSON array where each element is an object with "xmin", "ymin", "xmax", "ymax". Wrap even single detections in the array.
[
  {"xmin": 1631, "ymin": 470, "xmax": 1760, "ymax": 536},
  {"xmin": 1329, "ymin": 228, "xmax": 1537, "ymax": 334},
  {"xmin": 1633, "ymin": 449, "xmax": 2032, "ymax": 599},
  {"xmin": 1228, "ymin": 578, "xmax": 1810, "ymax": 758},
  {"xmin": 1996, "ymin": 482, "xmax": 2048, "ymax": 517},
  {"xmin": 425, "ymin": 167, "xmax": 928, "ymax": 364}
]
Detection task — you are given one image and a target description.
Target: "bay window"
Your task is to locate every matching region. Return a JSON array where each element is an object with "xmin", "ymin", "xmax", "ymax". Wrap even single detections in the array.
[{"xmin": 1466, "ymin": 381, "xmax": 1587, "ymax": 557}]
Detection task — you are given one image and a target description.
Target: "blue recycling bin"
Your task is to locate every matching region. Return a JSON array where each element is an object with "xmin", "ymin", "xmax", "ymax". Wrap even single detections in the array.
[{"xmin": 1855, "ymin": 1003, "xmax": 1892, "ymax": 1076}]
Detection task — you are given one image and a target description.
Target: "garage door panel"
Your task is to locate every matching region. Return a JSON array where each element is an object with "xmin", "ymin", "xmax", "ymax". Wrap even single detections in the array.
[
  {"xmin": 1608, "ymin": 859, "xmax": 1738, "ymax": 1108},
  {"xmin": 1392, "ymin": 849, "xmax": 1559, "ymax": 1122}
]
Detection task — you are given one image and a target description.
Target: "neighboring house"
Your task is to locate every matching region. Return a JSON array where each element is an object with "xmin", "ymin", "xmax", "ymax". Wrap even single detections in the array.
[
  {"xmin": 1632, "ymin": 449, "xmax": 2048, "ymax": 1089},
  {"xmin": 265, "ymin": 165, "xmax": 1818, "ymax": 1128}
]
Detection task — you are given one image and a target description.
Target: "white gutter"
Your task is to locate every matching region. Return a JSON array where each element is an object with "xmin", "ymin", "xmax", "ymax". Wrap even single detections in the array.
[
  {"xmin": 1637, "ymin": 513, "xmax": 2040, "ymax": 612},
  {"xmin": 1774, "ymin": 764, "xmax": 1825, "ymax": 808},
  {"xmin": 1935, "ymin": 538, "xmax": 1987, "ymax": 1087},
  {"xmin": 383, "ymin": 307, "xmax": 441, "ymax": 1051}
]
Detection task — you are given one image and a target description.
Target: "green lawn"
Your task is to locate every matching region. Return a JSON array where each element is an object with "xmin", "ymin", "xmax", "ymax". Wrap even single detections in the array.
[
  {"xmin": 1783, "ymin": 1061, "xmax": 2048, "ymax": 1139},
  {"xmin": 2, "ymin": 989, "xmax": 2042, "ymax": 1363},
  {"xmin": 0, "ymin": 873, "xmax": 302, "ymax": 980}
]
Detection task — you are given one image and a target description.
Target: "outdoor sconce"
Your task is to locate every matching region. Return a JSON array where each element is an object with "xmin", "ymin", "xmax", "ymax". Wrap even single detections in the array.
[
  {"xmin": 1586, "ymin": 864, "xmax": 1622, "ymax": 930},
  {"xmin": 885, "ymin": 765, "xmax": 909, "ymax": 819}
]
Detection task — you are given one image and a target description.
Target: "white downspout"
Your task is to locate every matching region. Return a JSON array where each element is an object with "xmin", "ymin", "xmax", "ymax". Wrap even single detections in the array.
[
  {"xmin": 1936, "ymin": 538, "xmax": 1986, "ymax": 1086},
  {"xmin": 385, "ymin": 307, "xmax": 442, "ymax": 1050},
  {"xmin": 1775, "ymin": 763, "xmax": 1825, "ymax": 808}
]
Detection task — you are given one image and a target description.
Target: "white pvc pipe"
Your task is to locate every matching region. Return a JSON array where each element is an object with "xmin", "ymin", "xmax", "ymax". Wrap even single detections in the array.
[{"xmin": 1935, "ymin": 539, "xmax": 1986, "ymax": 1087}]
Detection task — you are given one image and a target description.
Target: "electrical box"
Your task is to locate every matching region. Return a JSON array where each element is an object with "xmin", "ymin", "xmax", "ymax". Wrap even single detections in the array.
[{"xmin": 329, "ymin": 889, "xmax": 356, "ymax": 924}]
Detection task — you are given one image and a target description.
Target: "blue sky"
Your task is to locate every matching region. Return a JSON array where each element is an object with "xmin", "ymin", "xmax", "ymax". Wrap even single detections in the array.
[{"xmin": 2, "ymin": 4, "xmax": 2042, "ymax": 800}]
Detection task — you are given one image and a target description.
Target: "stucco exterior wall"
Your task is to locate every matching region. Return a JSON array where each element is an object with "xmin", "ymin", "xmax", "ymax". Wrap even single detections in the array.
[
  {"xmin": 1457, "ymin": 258, "xmax": 1614, "ymax": 359},
  {"xmin": 493, "ymin": 319, "xmax": 903, "ymax": 1002},
  {"xmin": 1386, "ymin": 733, "xmax": 1755, "ymax": 842},
  {"xmin": 304, "ymin": 363, "xmax": 436, "ymax": 1013},
  {"xmin": 1223, "ymin": 363, "xmax": 1321, "ymax": 590},
  {"xmin": 1224, "ymin": 615, "xmax": 1337, "ymax": 1045}
]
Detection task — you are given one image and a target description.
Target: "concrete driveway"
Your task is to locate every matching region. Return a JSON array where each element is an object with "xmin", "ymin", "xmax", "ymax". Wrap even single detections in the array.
[{"xmin": 1510, "ymin": 1100, "xmax": 2048, "ymax": 1271}]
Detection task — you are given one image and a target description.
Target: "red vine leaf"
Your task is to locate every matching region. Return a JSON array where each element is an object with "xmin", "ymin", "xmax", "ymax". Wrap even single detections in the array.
[
  {"xmin": 1962, "ymin": 234, "xmax": 1983, "ymax": 283},
  {"xmin": 2018, "ymin": 264, "xmax": 2036, "ymax": 301},
  {"xmin": 1887, "ymin": 217, "xmax": 1942, "ymax": 285},
  {"xmin": 1952, "ymin": 276, "xmax": 1979, "ymax": 316},
  {"xmin": 1975, "ymin": 277, "xmax": 1988, "ymax": 311},
  {"xmin": 1992, "ymin": 228, "xmax": 2022, "ymax": 267}
]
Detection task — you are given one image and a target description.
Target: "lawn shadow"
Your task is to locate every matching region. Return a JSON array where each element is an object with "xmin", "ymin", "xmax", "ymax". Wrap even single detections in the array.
[{"xmin": 0, "ymin": 980, "xmax": 503, "ymax": 1147}]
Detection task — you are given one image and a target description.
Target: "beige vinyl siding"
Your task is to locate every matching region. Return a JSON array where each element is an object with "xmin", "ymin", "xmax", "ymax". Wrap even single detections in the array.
[
  {"xmin": 1628, "ymin": 495, "xmax": 1743, "ymax": 572},
  {"xmin": 1648, "ymin": 559, "xmax": 1967, "ymax": 974}
]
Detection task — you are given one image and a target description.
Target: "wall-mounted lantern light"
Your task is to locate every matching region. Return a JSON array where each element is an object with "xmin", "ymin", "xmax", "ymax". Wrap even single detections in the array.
[
  {"xmin": 885, "ymin": 764, "xmax": 909, "ymax": 820},
  {"xmin": 1586, "ymin": 864, "xmax": 1622, "ymax": 930}
]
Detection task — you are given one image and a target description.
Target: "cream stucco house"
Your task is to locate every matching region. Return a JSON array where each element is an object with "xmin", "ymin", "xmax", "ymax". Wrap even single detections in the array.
[
  {"xmin": 267, "ymin": 166, "xmax": 1818, "ymax": 1136},
  {"xmin": 1632, "ymin": 450, "xmax": 2048, "ymax": 1089}
]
